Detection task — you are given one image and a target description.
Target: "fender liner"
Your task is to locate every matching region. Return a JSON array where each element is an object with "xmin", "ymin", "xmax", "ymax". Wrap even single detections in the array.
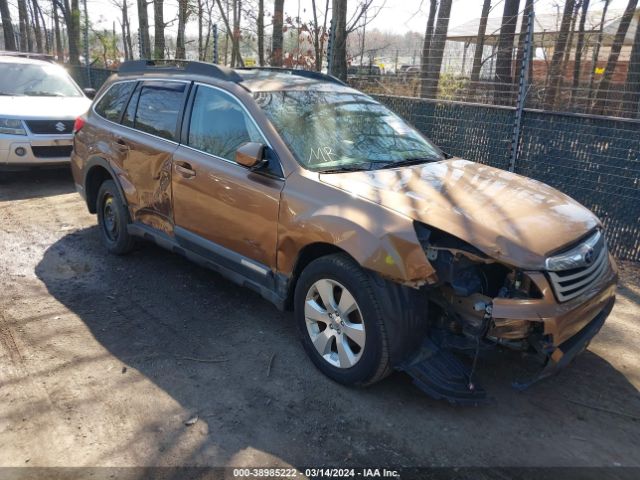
[{"xmin": 83, "ymin": 157, "xmax": 128, "ymax": 213}]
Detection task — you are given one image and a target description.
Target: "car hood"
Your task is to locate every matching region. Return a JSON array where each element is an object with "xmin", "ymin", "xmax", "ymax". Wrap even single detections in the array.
[
  {"xmin": 319, "ymin": 159, "xmax": 600, "ymax": 269},
  {"xmin": 0, "ymin": 96, "xmax": 91, "ymax": 119}
]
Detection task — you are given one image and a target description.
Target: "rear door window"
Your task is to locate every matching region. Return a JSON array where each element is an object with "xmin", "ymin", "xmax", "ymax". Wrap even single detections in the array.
[
  {"xmin": 134, "ymin": 82, "xmax": 188, "ymax": 142},
  {"xmin": 94, "ymin": 82, "xmax": 136, "ymax": 122}
]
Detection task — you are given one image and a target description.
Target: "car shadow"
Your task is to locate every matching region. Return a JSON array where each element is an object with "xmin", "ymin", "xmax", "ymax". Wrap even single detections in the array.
[
  {"xmin": 0, "ymin": 167, "xmax": 75, "ymax": 202},
  {"xmin": 34, "ymin": 226, "xmax": 640, "ymax": 468}
]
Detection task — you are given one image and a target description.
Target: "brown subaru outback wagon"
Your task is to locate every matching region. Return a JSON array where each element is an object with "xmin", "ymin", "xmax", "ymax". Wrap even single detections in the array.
[{"xmin": 71, "ymin": 61, "xmax": 617, "ymax": 403}]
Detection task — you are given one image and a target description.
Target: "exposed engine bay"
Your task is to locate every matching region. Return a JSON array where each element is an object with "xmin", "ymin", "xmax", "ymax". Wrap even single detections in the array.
[{"xmin": 401, "ymin": 223, "xmax": 615, "ymax": 405}]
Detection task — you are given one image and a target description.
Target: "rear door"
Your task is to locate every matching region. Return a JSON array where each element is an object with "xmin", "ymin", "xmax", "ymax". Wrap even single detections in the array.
[
  {"xmin": 171, "ymin": 84, "xmax": 284, "ymax": 276},
  {"xmin": 117, "ymin": 80, "xmax": 190, "ymax": 235}
]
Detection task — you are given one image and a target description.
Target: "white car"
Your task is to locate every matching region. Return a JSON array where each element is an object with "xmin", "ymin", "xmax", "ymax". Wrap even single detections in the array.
[{"xmin": 0, "ymin": 53, "xmax": 93, "ymax": 167}]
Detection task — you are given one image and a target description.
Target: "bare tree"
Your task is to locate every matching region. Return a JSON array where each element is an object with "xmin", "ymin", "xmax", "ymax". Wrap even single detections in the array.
[
  {"xmin": 53, "ymin": 1, "xmax": 64, "ymax": 59},
  {"xmin": 0, "ymin": 0, "xmax": 17, "ymax": 50},
  {"xmin": 624, "ymin": 9, "xmax": 640, "ymax": 117},
  {"xmin": 30, "ymin": 0, "xmax": 44, "ymax": 52},
  {"xmin": 154, "ymin": 0, "xmax": 165, "ymax": 59},
  {"xmin": 420, "ymin": 0, "xmax": 438, "ymax": 98},
  {"xmin": 543, "ymin": 0, "xmax": 575, "ymax": 108},
  {"xmin": 176, "ymin": 0, "xmax": 189, "ymax": 58},
  {"xmin": 330, "ymin": 0, "xmax": 347, "ymax": 79},
  {"xmin": 17, "ymin": 0, "xmax": 30, "ymax": 51},
  {"xmin": 137, "ymin": 0, "xmax": 151, "ymax": 57},
  {"xmin": 494, "ymin": 0, "xmax": 520, "ymax": 103},
  {"xmin": 215, "ymin": 0, "xmax": 243, "ymax": 66},
  {"xmin": 422, "ymin": 0, "xmax": 453, "ymax": 98},
  {"xmin": 593, "ymin": 0, "xmax": 638, "ymax": 114},
  {"xmin": 272, "ymin": 0, "xmax": 284, "ymax": 66},
  {"xmin": 587, "ymin": 0, "xmax": 609, "ymax": 102},
  {"xmin": 54, "ymin": 0, "xmax": 81, "ymax": 64},
  {"xmin": 470, "ymin": 0, "xmax": 491, "ymax": 83},
  {"xmin": 310, "ymin": 0, "xmax": 329, "ymax": 71},
  {"xmin": 571, "ymin": 0, "xmax": 590, "ymax": 106}
]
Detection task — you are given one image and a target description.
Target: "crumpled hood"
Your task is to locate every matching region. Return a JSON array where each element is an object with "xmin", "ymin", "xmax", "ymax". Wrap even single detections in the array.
[
  {"xmin": 320, "ymin": 159, "xmax": 600, "ymax": 269},
  {"xmin": 0, "ymin": 96, "xmax": 91, "ymax": 119}
]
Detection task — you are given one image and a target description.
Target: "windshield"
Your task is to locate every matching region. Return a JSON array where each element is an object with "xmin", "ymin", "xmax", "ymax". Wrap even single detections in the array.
[
  {"xmin": 0, "ymin": 63, "xmax": 83, "ymax": 97},
  {"xmin": 254, "ymin": 90, "xmax": 443, "ymax": 172}
]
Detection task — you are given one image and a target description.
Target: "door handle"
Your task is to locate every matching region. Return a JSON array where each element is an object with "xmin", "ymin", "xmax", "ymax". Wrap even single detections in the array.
[{"xmin": 175, "ymin": 161, "xmax": 196, "ymax": 178}]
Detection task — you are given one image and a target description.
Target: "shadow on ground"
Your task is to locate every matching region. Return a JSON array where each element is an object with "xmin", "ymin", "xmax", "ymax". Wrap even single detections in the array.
[
  {"xmin": 0, "ymin": 167, "xmax": 75, "ymax": 202},
  {"xmin": 31, "ymin": 224, "xmax": 640, "ymax": 469}
]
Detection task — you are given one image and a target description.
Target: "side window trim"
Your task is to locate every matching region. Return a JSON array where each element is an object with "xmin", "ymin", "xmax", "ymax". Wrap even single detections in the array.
[
  {"xmin": 119, "ymin": 81, "xmax": 141, "ymax": 126},
  {"xmin": 92, "ymin": 78, "xmax": 191, "ymax": 145},
  {"xmin": 92, "ymin": 79, "xmax": 137, "ymax": 123},
  {"xmin": 183, "ymin": 83, "xmax": 284, "ymax": 178}
]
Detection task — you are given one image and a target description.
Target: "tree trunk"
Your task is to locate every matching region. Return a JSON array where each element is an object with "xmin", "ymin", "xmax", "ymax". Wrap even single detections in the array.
[
  {"xmin": 37, "ymin": 0, "xmax": 49, "ymax": 53},
  {"xmin": 125, "ymin": 2, "xmax": 133, "ymax": 59},
  {"xmin": 137, "ymin": 0, "xmax": 151, "ymax": 57},
  {"xmin": 587, "ymin": 0, "xmax": 609, "ymax": 103},
  {"xmin": 58, "ymin": 0, "xmax": 81, "ymax": 64},
  {"xmin": 422, "ymin": 0, "xmax": 453, "ymax": 99},
  {"xmin": 197, "ymin": 0, "xmax": 203, "ymax": 60},
  {"xmin": 592, "ymin": 0, "xmax": 638, "ymax": 114},
  {"xmin": 543, "ymin": 0, "xmax": 575, "ymax": 108},
  {"xmin": 571, "ymin": 0, "xmax": 590, "ymax": 106},
  {"xmin": 329, "ymin": 0, "xmax": 347, "ymax": 79},
  {"xmin": 153, "ymin": 0, "xmax": 164, "ymax": 59},
  {"xmin": 215, "ymin": 0, "xmax": 243, "ymax": 66},
  {"xmin": 257, "ymin": 0, "xmax": 264, "ymax": 66},
  {"xmin": 272, "ymin": 0, "xmax": 284, "ymax": 67},
  {"xmin": 419, "ymin": 0, "xmax": 438, "ymax": 98},
  {"xmin": 176, "ymin": 0, "xmax": 188, "ymax": 59},
  {"xmin": 30, "ymin": 0, "xmax": 43, "ymax": 52},
  {"xmin": 470, "ymin": 0, "xmax": 491, "ymax": 83},
  {"xmin": 0, "ymin": 0, "xmax": 17, "ymax": 51},
  {"xmin": 17, "ymin": 0, "xmax": 29, "ymax": 52},
  {"xmin": 54, "ymin": 2, "xmax": 63, "ymax": 59},
  {"xmin": 624, "ymin": 12, "xmax": 640, "ymax": 117},
  {"xmin": 494, "ymin": 0, "xmax": 520, "ymax": 104}
]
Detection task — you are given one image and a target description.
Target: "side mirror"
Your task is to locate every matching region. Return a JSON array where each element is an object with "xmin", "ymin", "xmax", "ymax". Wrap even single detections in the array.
[
  {"xmin": 83, "ymin": 88, "xmax": 97, "ymax": 99},
  {"xmin": 236, "ymin": 142, "xmax": 266, "ymax": 169}
]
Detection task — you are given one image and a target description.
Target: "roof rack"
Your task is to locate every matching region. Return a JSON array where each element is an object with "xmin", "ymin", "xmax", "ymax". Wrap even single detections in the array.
[
  {"xmin": 118, "ymin": 59, "xmax": 242, "ymax": 83},
  {"xmin": 235, "ymin": 67, "xmax": 347, "ymax": 86},
  {"xmin": 0, "ymin": 51, "xmax": 56, "ymax": 62}
]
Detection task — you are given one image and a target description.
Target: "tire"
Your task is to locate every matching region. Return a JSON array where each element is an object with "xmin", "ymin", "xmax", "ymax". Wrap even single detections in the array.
[
  {"xmin": 96, "ymin": 180, "xmax": 135, "ymax": 255},
  {"xmin": 294, "ymin": 253, "xmax": 392, "ymax": 386}
]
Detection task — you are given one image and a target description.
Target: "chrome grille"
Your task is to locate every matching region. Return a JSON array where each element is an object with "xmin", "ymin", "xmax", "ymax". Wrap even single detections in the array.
[{"xmin": 546, "ymin": 231, "xmax": 609, "ymax": 302}]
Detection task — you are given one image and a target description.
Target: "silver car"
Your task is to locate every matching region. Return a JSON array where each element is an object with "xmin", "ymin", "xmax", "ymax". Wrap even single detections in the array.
[{"xmin": 0, "ymin": 53, "xmax": 92, "ymax": 167}]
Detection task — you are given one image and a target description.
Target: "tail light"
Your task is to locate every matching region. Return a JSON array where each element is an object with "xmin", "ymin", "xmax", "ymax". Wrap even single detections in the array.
[{"xmin": 73, "ymin": 116, "xmax": 86, "ymax": 133}]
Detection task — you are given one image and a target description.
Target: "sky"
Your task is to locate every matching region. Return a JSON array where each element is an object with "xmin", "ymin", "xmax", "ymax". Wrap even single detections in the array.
[{"xmin": 83, "ymin": 0, "xmax": 632, "ymax": 37}]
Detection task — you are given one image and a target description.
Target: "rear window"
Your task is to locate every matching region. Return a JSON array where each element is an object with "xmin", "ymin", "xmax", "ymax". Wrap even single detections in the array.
[
  {"xmin": 94, "ymin": 82, "xmax": 136, "ymax": 122},
  {"xmin": 133, "ymin": 82, "xmax": 187, "ymax": 141}
]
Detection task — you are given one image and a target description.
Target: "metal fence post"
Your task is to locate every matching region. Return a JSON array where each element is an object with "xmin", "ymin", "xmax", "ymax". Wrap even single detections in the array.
[
  {"xmin": 212, "ymin": 24, "xmax": 218, "ymax": 64},
  {"xmin": 508, "ymin": 10, "xmax": 534, "ymax": 173},
  {"xmin": 327, "ymin": 19, "xmax": 335, "ymax": 75}
]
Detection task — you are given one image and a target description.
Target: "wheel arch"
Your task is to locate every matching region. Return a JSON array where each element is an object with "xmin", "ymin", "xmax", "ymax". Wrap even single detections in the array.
[
  {"xmin": 84, "ymin": 157, "xmax": 126, "ymax": 214},
  {"xmin": 283, "ymin": 242, "xmax": 357, "ymax": 311}
]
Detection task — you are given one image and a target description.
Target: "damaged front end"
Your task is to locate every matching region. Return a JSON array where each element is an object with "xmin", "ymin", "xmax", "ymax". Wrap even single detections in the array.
[{"xmin": 400, "ymin": 223, "xmax": 617, "ymax": 405}]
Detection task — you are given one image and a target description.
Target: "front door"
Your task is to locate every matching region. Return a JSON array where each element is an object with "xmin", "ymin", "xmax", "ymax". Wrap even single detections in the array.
[{"xmin": 171, "ymin": 84, "xmax": 284, "ymax": 276}]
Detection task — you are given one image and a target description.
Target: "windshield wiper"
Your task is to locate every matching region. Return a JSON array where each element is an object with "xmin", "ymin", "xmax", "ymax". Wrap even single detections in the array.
[
  {"xmin": 23, "ymin": 90, "xmax": 64, "ymax": 97},
  {"xmin": 376, "ymin": 157, "xmax": 440, "ymax": 170},
  {"xmin": 318, "ymin": 163, "xmax": 371, "ymax": 173}
]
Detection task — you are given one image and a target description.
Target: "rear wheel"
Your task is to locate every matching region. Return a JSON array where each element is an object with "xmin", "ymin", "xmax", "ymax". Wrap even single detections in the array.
[
  {"xmin": 294, "ymin": 253, "xmax": 392, "ymax": 386},
  {"xmin": 96, "ymin": 180, "xmax": 135, "ymax": 255}
]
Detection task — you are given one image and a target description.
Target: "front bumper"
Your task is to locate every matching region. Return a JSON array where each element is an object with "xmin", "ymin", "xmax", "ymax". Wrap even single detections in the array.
[{"xmin": 0, "ymin": 133, "xmax": 73, "ymax": 166}]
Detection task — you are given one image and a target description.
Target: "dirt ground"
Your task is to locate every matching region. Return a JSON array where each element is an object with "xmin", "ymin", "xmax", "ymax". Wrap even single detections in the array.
[{"xmin": 1, "ymin": 168, "xmax": 639, "ymax": 470}]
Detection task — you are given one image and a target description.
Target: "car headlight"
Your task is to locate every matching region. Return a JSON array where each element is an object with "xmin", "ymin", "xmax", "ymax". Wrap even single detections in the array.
[
  {"xmin": 545, "ymin": 230, "xmax": 604, "ymax": 271},
  {"xmin": 0, "ymin": 118, "xmax": 26, "ymax": 135}
]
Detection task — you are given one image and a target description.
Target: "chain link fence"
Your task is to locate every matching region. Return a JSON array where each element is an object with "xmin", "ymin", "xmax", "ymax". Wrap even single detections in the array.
[{"xmin": 64, "ymin": 5, "xmax": 639, "ymax": 261}]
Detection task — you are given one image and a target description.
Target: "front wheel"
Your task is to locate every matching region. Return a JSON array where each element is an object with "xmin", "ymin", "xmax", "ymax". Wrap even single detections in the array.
[
  {"xmin": 96, "ymin": 180, "xmax": 135, "ymax": 255},
  {"xmin": 294, "ymin": 253, "xmax": 392, "ymax": 386}
]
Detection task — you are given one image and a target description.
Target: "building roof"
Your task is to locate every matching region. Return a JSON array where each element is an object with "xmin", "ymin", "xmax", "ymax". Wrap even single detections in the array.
[{"xmin": 447, "ymin": 8, "xmax": 640, "ymax": 48}]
